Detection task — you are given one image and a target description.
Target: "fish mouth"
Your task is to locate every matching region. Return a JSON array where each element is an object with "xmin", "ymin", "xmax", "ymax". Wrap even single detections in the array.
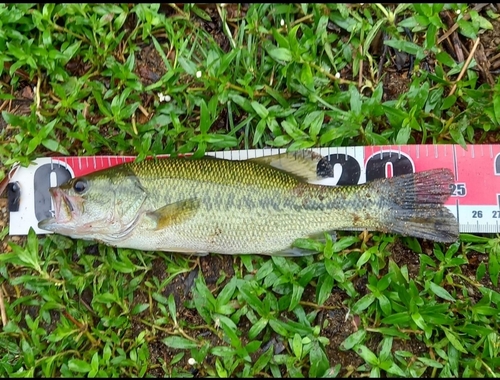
[{"xmin": 38, "ymin": 187, "xmax": 78, "ymax": 231}]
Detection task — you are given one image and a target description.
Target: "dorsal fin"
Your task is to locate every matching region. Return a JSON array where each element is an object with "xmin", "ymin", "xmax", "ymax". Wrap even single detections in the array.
[{"xmin": 247, "ymin": 150, "xmax": 333, "ymax": 182}]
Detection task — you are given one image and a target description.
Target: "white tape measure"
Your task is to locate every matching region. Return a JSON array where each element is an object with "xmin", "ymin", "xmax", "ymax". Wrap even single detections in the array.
[{"xmin": 7, "ymin": 144, "xmax": 500, "ymax": 235}]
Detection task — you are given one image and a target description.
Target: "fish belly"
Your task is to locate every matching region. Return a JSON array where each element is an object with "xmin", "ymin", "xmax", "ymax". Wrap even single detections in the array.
[{"xmin": 115, "ymin": 209, "xmax": 333, "ymax": 255}]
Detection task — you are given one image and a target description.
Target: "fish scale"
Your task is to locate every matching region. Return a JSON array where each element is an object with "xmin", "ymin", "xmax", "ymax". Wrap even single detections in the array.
[
  {"xmin": 126, "ymin": 159, "xmax": 369, "ymax": 254},
  {"xmin": 37, "ymin": 155, "xmax": 459, "ymax": 256}
]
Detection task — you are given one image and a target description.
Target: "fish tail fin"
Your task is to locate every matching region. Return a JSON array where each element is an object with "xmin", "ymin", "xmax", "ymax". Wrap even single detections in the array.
[{"xmin": 377, "ymin": 168, "xmax": 459, "ymax": 243}]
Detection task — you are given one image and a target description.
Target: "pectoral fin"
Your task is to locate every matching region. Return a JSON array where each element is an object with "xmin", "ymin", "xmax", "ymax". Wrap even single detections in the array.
[
  {"xmin": 147, "ymin": 198, "xmax": 200, "ymax": 230},
  {"xmin": 248, "ymin": 150, "xmax": 334, "ymax": 182}
]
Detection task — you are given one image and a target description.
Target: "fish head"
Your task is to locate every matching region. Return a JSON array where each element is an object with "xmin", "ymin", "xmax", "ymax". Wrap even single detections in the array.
[{"xmin": 39, "ymin": 167, "xmax": 147, "ymax": 240}]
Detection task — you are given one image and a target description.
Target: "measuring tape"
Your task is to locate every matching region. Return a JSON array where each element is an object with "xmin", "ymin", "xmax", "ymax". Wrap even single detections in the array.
[{"xmin": 7, "ymin": 144, "xmax": 500, "ymax": 236}]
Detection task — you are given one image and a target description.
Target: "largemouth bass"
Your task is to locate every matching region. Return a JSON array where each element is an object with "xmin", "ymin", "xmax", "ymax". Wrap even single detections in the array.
[{"xmin": 38, "ymin": 152, "xmax": 459, "ymax": 256}]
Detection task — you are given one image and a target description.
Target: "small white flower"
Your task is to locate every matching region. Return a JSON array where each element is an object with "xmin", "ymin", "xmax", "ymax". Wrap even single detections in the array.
[
  {"xmin": 280, "ymin": 19, "xmax": 285, "ymax": 27},
  {"xmin": 158, "ymin": 93, "xmax": 171, "ymax": 103},
  {"xmin": 335, "ymin": 72, "xmax": 341, "ymax": 79},
  {"xmin": 456, "ymin": 9, "xmax": 461, "ymax": 14},
  {"xmin": 220, "ymin": 3, "xmax": 227, "ymax": 7},
  {"xmin": 196, "ymin": 70, "xmax": 202, "ymax": 78},
  {"xmin": 188, "ymin": 358, "xmax": 197, "ymax": 366}
]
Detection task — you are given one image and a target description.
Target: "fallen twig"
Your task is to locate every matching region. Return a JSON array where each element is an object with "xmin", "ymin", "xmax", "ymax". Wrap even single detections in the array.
[
  {"xmin": 475, "ymin": 41, "xmax": 495, "ymax": 86},
  {"xmin": 490, "ymin": 51, "xmax": 500, "ymax": 70},
  {"xmin": 449, "ymin": 37, "xmax": 480, "ymax": 97},
  {"xmin": 138, "ymin": 104, "xmax": 150, "ymax": 118},
  {"xmin": 0, "ymin": 286, "xmax": 8, "ymax": 327}
]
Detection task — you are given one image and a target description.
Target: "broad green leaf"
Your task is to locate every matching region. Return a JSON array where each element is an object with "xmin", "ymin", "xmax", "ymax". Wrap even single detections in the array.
[
  {"xmin": 384, "ymin": 39, "xmax": 425, "ymax": 60},
  {"xmin": 317, "ymin": 274, "xmax": 334, "ymax": 305},
  {"xmin": 178, "ymin": 56, "xmax": 197, "ymax": 75},
  {"xmin": 382, "ymin": 312, "xmax": 411, "ymax": 325},
  {"xmin": 449, "ymin": 121, "xmax": 467, "ymax": 149},
  {"xmin": 162, "ymin": 336, "xmax": 199, "ymax": 350},
  {"xmin": 441, "ymin": 95, "xmax": 457, "ymax": 110},
  {"xmin": 476, "ymin": 262, "xmax": 487, "ymax": 282},
  {"xmin": 378, "ymin": 294, "xmax": 392, "ymax": 316},
  {"xmin": 229, "ymin": 93, "xmax": 253, "ymax": 113},
  {"xmin": 471, "ymin": 12, "xmax": 493, "ymax": 30},
  {"xmin": 238, "ymin": 282, "xmax": 266, "ymax": 316},
  {"xmin": 289, "ymin": 283, "xmax": 304, "ymax": 311},
  {"xmin": 292, "ymin": 333, "xmax": 302, "ymax": 359},
  {"xmin": 442, "ymin": 327, "xmax": 467, "ymax": 353},
  {"xmin": 272, "ymin": 28, "xmax": 290, "ymax": 49},
  {"xmin": 356, "ymin": 249, "xmax": 372, "ymax": 268},
  {"xmin": 309, "ymin": 341, "xmax": 329, "ymax": 378},
  {"xmin": 340, "ymin": 329, "xmax": 367, "ymax": 351},
  {"xmin": 494, "ymin": 88, "xmax": 500, "ymax": 124},
  {"xmin": 300, "ymin": 63, "xmax": 314, "ymax": 88},
  {"xmin": 355, "ymin": 345, "xmax": 378, "ymax": 366},
  {"xmin": 349, "ymin": 85, "xmax": 361, "ymax": 115},
  {"xmin": 387, "ymin": 362, "xmax": 407, "ymax": 377},
  {"xmin": 68, "ymin": 359, "xmax": 92, "ymax": 373},
  {"xmin": 457, "ymin": 19, "xmax": 477, "ymax": 39},
  {"xmin": 287, "ymin": 139, "xmax": 315, "ymax": 151},
  {"xmin": 252, "ymin": 344, "xmax": 273, "ymax": 373},
  {"xmin": 251, "ymin": 101, "xmax": 269, "ymax": 119},
  {"xmin": 267, "ymin": 46, "xmax": 292, "ymax": 62},
  {"xmin": 253, "ymin": 118, "xmax": 267, "ymax": 146},
  {"xmin": 410, "ymin": 81, "xmax": 430, "ymax": 110},
  {"xmin": 131, "ymin": 303, "xmax": 149, "ymax": 315},
  {"xmin": 215, "ymin": 358, "xmax": 228, "ymax": 377},
  {"xmin": 248, "ymin": 318, "xmax": 269, "ymax": 340},
  {"xmin": 217, "ymin": 277, "xmax": 237, "ymax": 306},
  {"xmin": 324, "ymin": 258, "xmax": 345, "ymax": 282},
  {"xmin": 418, "ymin": 357, "xmax": 444, "ymax": 368},
  {"xmin": 383, "ymin": 105, "xmax": 408, "ymax": 128},
  {"xmin": 436, "ymin": 51, "xmax": 456, "ymax": 68},
  {"xmin": 351, "ymin": 293, "xmax": 376, "ymax": 314},
  {"xmin": 429, "ymin": 282, "xmax": 456, "ymax": 302},
  {"xmin": 489, "ymin": 248, "xmax": 499, "ymax": 287},
  {"xmin": 168, "ymin": 294, "xmax": 177, "ymax": 325},
  {"xmin": 304, "ymin": 111, "xmax": 325, "ymax": 139},
  {"xmin": 269, "ymin": 319, "xmax": 289, "ymax": 336},
  {"xmin": 199, "ymin": 99, "xmax": 210, "ymax": 134},
  {"xmin": 395, "ymin": 125, "xmax": 411, "ymax": 145}
]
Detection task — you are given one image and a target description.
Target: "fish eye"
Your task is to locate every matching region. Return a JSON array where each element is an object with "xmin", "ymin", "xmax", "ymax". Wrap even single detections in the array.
[{"xmin": 73, "ymin": 178, "xmax": 88, "ymax": 194}]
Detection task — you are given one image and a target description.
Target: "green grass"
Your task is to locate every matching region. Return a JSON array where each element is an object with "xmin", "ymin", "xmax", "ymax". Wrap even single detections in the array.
[{"xmin": 1, "ymin": 3, "xmax": 500, "ymax": 377}]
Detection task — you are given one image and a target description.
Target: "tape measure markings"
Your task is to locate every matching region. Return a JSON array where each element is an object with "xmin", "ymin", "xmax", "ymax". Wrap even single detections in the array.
[{"xmin": 7, "ymin": 144, "xmax": 500, "ymax": 235}]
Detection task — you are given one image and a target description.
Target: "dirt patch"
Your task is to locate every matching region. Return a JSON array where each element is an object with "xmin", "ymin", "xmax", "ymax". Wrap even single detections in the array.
[
  {"xmin": 135, "ymin": 44, "xmax": 169, "ymax": 86},
  {"xmin": 316, "ymin": 288, "xmax": 362, "ymax": 374},
  {"xmin": 390, "ymin": 240, "xmax": 423, "ymax": 279}
]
